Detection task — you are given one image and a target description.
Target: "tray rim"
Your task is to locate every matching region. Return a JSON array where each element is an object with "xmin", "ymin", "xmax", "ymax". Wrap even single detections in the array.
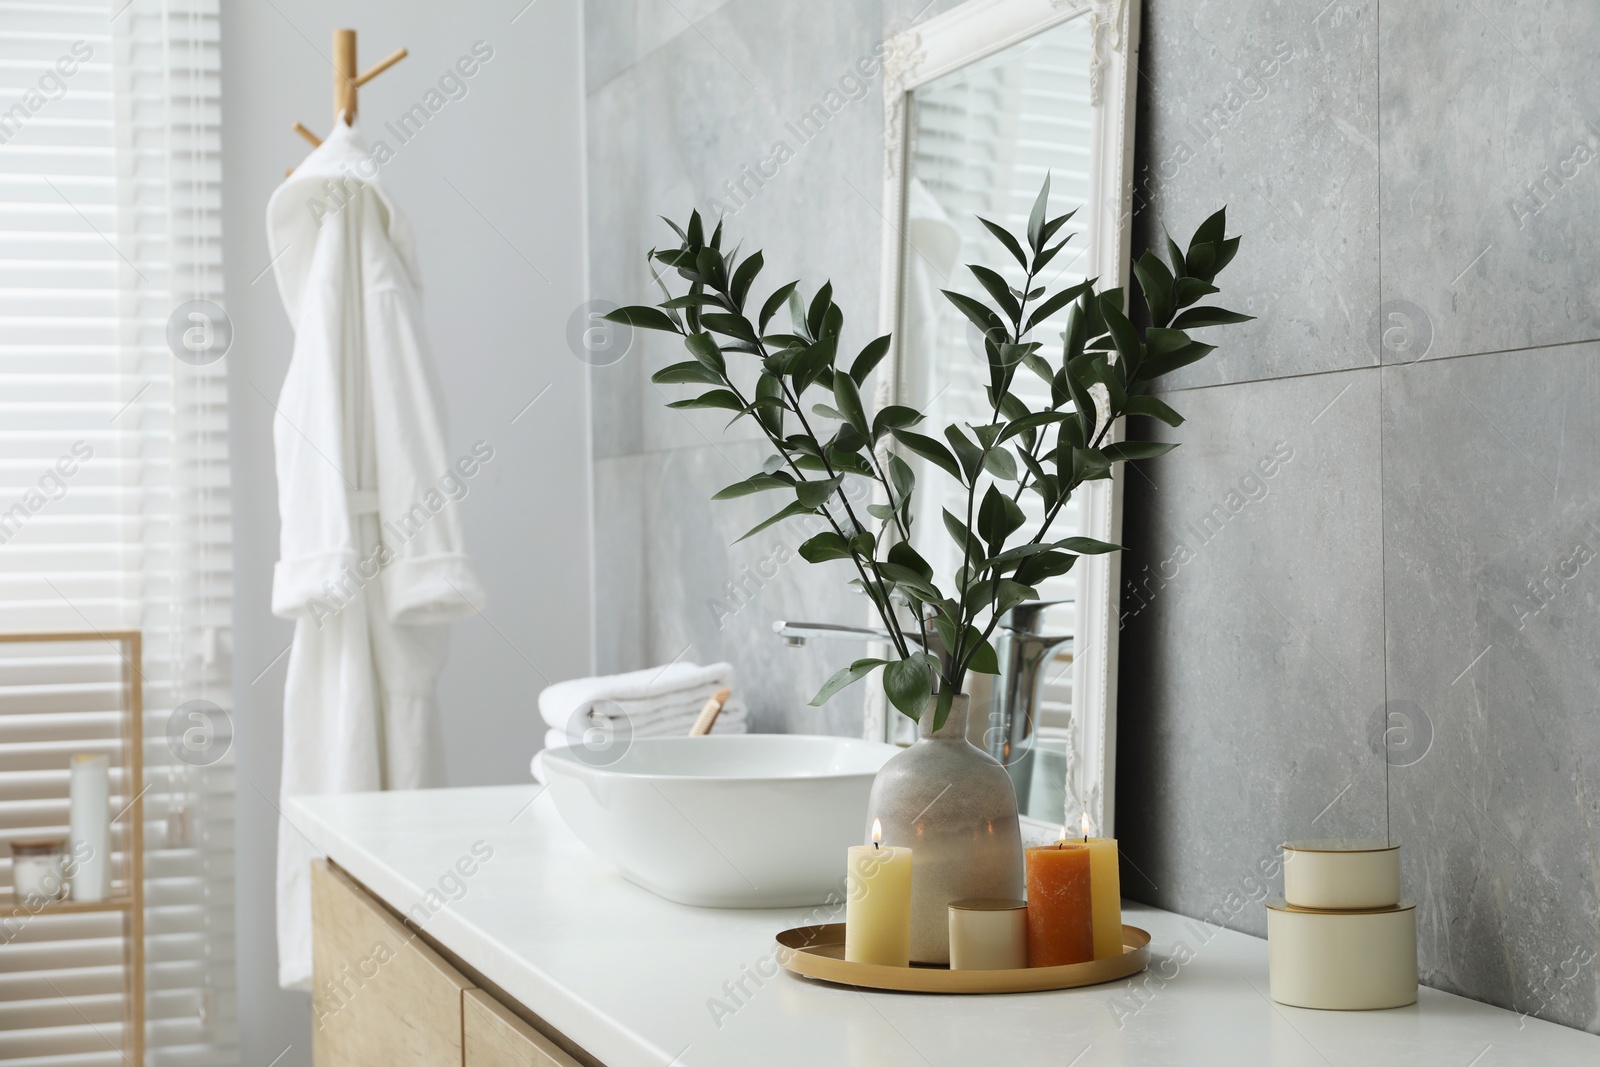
[{"xmin": 775, "ymin": 922, "xmax": 1150, "ymax": 994}]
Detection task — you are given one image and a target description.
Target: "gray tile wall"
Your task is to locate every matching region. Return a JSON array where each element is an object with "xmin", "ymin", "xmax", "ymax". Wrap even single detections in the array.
[
  {"xmin": 586, "ymin": 0, "xmax": 1600, "ymax": 1030},
  {"xmin": 1120, "ymin": 0, "xmax": 1600, "ymax": 1034}
]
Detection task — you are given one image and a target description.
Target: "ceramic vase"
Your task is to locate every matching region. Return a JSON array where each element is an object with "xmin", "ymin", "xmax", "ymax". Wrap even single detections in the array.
[{"xmin": 865, "ymin": 693, "xmax": 1025, "ymax": 964}]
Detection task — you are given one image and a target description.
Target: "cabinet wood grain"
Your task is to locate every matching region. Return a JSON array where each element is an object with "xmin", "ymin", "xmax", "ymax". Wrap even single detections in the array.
[
  {"xmin": 464, "ymin": 989, "xmax": 586, "ymax": 1067},
  {"xmin": 311, "ymin": 860, "xmax": 472, "ymax": 1066}
]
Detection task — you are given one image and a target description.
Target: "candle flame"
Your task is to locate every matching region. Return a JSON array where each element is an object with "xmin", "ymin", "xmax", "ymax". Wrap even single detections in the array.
[
  {"xmin": 871, "ymin": 818, "xmax": 883, "ymax": 848},
  {"xmin": 1081, "ymin": 811, "xmax": 1093, "ymax": 839}
]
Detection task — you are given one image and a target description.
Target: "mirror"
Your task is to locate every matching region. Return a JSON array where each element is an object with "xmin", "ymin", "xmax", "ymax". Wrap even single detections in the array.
[{"xmin": 875, "ymin": 0, "xmax": 1139, "ymax": 833}]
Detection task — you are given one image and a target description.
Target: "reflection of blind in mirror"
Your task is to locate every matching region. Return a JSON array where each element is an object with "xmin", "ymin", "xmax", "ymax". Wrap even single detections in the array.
[{"xmin": 902, "ymin": 17, "xmax": 1094, "ymax": 727}]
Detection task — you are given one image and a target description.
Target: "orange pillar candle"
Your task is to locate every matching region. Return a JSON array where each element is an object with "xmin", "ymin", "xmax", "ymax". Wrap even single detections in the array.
[{"xmin": 1025, "ymin": 841, "xmax": 1094, "ymax": 966}]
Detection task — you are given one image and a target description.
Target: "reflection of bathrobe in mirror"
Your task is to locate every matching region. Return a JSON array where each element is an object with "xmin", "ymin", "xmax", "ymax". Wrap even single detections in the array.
[{"xmin": 266, "ymin": 121, "xmax": 485, "ymax": 990}]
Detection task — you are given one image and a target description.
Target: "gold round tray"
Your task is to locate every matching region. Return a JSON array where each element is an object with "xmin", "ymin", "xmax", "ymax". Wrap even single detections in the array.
[{"xmin": 775, "ymin": 922, "xmax": 1150, "ymax": 993}]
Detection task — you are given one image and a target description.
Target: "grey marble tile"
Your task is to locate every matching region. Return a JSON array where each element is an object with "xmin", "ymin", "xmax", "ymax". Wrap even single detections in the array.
[
  {"xmin": 1382, "ymin": 343, "xmax": 1600, "ymax": 1032},
  {"xmin": 584, "ymin": 0, "xmax": 638, "ymax": 94},
  {"xmin": 586, "ymin": 0, "xmax": 890, "ymax": 459},
  {"xmin": 594, "ymin": 453, "xmax": 648, "ymax": 673},
  {"xmin": 587, "ymin": 67, "xmax": 646, "ymax": 459},
  {"xmin": 1134, "ymin": 0, "xmax": 1381, "ymax": 389},
  {"xmin": 639, "ymin": 439, "xmax": 874, "ymax": 737},
  {"xmin": 1116, "ymin": 367, "xmax": 1388, "ymax": 934},
  {"xmin": 1379, "ymin": 2, "xmax": 1600, "ymax": 364}
]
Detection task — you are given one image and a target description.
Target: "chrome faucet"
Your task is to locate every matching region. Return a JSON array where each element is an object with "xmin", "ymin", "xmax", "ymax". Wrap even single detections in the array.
[
  {"xmin": 773, "ymin": 602, "xmax": 1072, "ymax": 802},
  {"xmin": 986, "ymin": 601, "xmax": 1074, "ymax": 804}
]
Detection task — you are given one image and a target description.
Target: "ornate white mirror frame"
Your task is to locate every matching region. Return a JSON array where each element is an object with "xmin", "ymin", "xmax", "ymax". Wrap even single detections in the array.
[{"xmin": 870, "ymin": 0, "xmax": 1140, "ymax": 835}]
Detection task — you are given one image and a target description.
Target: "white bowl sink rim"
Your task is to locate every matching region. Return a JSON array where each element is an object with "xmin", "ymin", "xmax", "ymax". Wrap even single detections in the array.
[{"xmin": 540, "ymin": 734, "xmax": 891, "ymax": 782}]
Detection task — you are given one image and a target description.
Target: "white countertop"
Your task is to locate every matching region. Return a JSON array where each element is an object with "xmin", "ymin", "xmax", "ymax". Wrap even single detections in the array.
[{"xmin": 286, "ymin": 785, "xmax": 1599, "ymax": 1067}]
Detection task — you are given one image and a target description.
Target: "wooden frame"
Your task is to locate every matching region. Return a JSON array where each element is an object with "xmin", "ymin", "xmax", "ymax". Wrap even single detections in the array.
[
  {"xmin": 871, "ymin": 0, "xmax": 1141, "ymax": 834},
  {"xmin": 0, "ymin": 630, "xmax": 144, "ymax": 1065}
]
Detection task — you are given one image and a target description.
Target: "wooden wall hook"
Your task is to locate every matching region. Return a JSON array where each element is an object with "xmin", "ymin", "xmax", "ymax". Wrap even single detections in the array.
[{"xmin": 289, "ymin": 29, "xmax": 407, "ymax": 176}]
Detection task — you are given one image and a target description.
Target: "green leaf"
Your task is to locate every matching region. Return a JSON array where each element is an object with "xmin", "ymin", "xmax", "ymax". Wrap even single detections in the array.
[
  {"xmin": 1173, "ymin": 277, "xmax": 1219, "ymax": 309},
  {"xmin": 1186, "ymin": 241, "xmax": 1216, "ymax": 281},
  {"xmin": 809, "ymin": 658, "xmax": 887, "ymax": 706},
  {"xmin": 998, "ymin": 410, "xmax": 1069, "ymax": 444},
  {"xmin": 832, "ymin": 372, "xmax": 869, "ymax": 435},
  {"xmin": 696, "ymin": 246, "xmax": 727, "ymax": 290},
  {"xmin": 945, "ymin": 426, "xmax": 985, "ymax": 482},
  {"xmin": 993, "ymin": 579, "xmax": 1038, "ymax": 618},
  {"xmin": 983, "ymin": 446, "xmax": 1018, "ymax": 481},
  {"xmin": 1100, "ymin": 296, "xmax": 1139, "ymax": 366},
  {"xmin": 1024, "ymin": 281, "xmax": 1093, "ymax": 333},
  {"xmin": 712, "ymin": 472, "xmax": 793, "ymax": 499},
  {"xmin": 943, "ymin": 508, "xmax": 974, "ymax": 553},
  {"xmin": 807, "ymin": 281, "xmax": 834, "ymax": 340},
  {"xmin": 813, "ymin": 403, "xmax": 846, "ymax": 421},
  {"xmin": 878, "ymin": 562, "xmax": 942, "ymax": 602},
  {"xmin": 759, "ymin": 281, "xmax": 799, "ymax": 332},
  {"xmin": 797, "ymin": 531, "xmax": 853, "ymax": 563},
  {"xmin": 851, "ymin": 334, "xmax": 892, "ymax": 386},
  {"xmin": 1056, "ymin": 536, "xmax": 1123, "ymax": 554},
  {"xmin": 1038, "ymin": 207, "xmax": 1075, "ymax": 249},
  {"xmin": 1141, "ymin": 340, "xmax": 1217, "ymax": 379},
  {"xmin": 755, "ymin": 373, "xmax": 785, "ymax": 436},
  {"xmin": 1015, "ymin": 550, "xmax": 1077, "ymax": 587},
  {"xmin": 883, "ymin": 655, "xmax": 934, "ymax": 721},
  {"xmin": 735, "ymin": 500, "xmax": 814, "ymax": 543},
  {"xmin": 1164, "ymin": 228, "xmax": 1186, "ymax": 278},
  {"xmin": 730, "ymin": 250, "xmax": 763, "ymax": 307},
  {"xmin": 866, "ymin": 502, "xmax": 896, "ymax": 521},
  {"xmin": 978, "ymin": 217, "xmax": 1028, "ymax": 267},
  {"xmin": 1171, "ymin": 306, "xmax": 1255, "ymax": 330},
  {"xmin": 1026, "ymin": 174, "xmax": 1051, "ymax": 252},
  {"xmin": 794, "ymin": 475, "xmax": 844, "ymax": 508},
  {"xmin": 892, "ymin": 429, "xmax": 963, "ymax": 482},
  {"xmin": 1191, "ymin": 206, "xmax": 1227, "ymax": 255},
  {"xmin": 605, "ymin": 305, "xmax": 682, "ymax": 334},
  {"xmin": 652, "ymin": 361, "xmax": 722, "ymax": 386},
  {"xmin": 1126, "ymin": 394, "xmax": 1185, "ymax": 427},
  {"xmin": 968, "ymin": 264, "xmax": 1021, "ymax": 322},
  {"xmin": 1214, "ymin": 234, "xmax": 1241, "ymax": 274},
  {"xmin": 700, "ymin": 312, "xmax": 757, "ymax": 344},
  {"xmin": 1103, "ymin": 440, "xmax": 1178, "ymax": 462},
  {"xmin": 965, "ymin": 635, "xmax": 1000, "ymax": 675},
  {"xmin": 684, "ymin": 332, "xmax": 726, "ymax": 374},
  {"xmin": 872, "ymin": 404, "xmax": 924, "ymax": 441},
  {"xmin": 977, "ymin": 484, "xmax": 1026, "ymax": 548},
  {"xmin": 887, "ymin": 541, "xmax": 934, "ymax": 581},
  {"xmin": 941, "ymin": 290, "xmax": 1006, "ymax": 341},
  {"xmin": 665, "ymin": 389, "xmax": 743, "ymax": 412},
  {"xmin": 1133, "ymin": 249, "xmax": 1175, "ymax": 327},
  {"xmin": 887, "ymin": 453, "xmax": 915, "ymax": 506}
]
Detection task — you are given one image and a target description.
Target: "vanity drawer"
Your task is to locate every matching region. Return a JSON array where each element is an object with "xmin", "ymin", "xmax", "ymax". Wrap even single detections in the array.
[
  {"xmin": 311, "ymin": 859, "xmax": 473, "ymax": 1066},
  {"xmin": 465, "ymin": 989, "xmax": 586, "ymax": 1067}
]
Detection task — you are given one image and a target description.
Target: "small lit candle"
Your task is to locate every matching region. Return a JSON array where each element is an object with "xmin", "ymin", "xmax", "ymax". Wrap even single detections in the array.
[
  {"xmin": 1080, "ymin": 812, "xmax": 1124, "ymax": 960},
  {"xmin": 1024, "ymin": 834, "xmax": 1093, "ymax": 967},
  {"xmin": 844, "ymin": 819, "xmax": 912, "ymax": 966}
]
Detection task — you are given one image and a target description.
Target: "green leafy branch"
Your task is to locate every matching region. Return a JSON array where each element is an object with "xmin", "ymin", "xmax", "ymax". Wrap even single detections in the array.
[{"xmin": 606, "ymin": 178, "xmax": 1251, "ymax": 730}]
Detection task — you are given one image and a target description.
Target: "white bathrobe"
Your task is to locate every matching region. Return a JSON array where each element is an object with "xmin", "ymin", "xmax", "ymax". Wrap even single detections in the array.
[{"xmin": 266, "ymin": 120, "xmax": 485, "ymax": 990}]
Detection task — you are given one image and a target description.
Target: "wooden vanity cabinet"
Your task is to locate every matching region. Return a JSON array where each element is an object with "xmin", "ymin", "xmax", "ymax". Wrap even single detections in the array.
[{"xmin": 310, "ymin": 861, "xmax": 591, "ymax": 1067}]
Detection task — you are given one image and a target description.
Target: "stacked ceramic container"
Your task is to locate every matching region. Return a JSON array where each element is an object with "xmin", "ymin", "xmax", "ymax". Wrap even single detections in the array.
[{"xmin": 1266, "ymin": 840, "xmax": 1418, "ymax": 1010}]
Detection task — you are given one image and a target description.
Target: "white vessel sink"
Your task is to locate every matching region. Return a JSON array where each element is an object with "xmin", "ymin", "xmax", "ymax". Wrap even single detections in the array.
[{"xmin": 541, "ymin": 735, "xmax": 896, "ymax": 907}]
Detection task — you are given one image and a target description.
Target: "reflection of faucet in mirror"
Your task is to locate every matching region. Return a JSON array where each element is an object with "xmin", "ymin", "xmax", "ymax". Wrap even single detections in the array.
[
  {"xmin": 984, "ymin": 601, "xmax": 1073, "ymax": 807},
  {"xmin": 771, "ymin": 619, "xmax": 953, "ymax": 674}
]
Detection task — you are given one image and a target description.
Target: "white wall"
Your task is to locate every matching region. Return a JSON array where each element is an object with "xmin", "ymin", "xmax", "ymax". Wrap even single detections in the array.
[{"xmin": 220, "ymin": 2, "xmax": 590, "ymax": 1061}]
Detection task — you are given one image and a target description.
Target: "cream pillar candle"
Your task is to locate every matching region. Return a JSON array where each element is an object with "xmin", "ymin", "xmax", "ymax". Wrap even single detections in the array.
[
  {"xmin": 1282, "ymin": 840, "xmax": 1400, "ymax": 910},
  {"xmin": 948, "ymin": 898, "xmax": 1027, "ymax": 970},
  {"xmin": 69, "ymin": 753, "xmax": 111, "ymax": 902},
  {"xmin": 844, "ymin": 819, "xmax": 912, "ymax": 966},
  {"xmin": 1079, "ymin": 813, "xmax": 1124, "ymax": 960}
]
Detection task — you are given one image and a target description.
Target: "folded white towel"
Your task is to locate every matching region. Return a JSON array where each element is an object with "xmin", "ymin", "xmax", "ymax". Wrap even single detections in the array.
[{"xmin": 537, "ymin": 661, "xmax": 736, "ymax": 730}]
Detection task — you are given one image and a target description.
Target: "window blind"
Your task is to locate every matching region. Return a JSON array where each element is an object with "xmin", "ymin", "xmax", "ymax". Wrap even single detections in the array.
[
  {"xmin": 907, "ymin": 18, "xmax": 1095, "ymax": 733},
  {"xmin": 0, "ymin": 0, "xmax": 235, "ymax": 1063}
]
